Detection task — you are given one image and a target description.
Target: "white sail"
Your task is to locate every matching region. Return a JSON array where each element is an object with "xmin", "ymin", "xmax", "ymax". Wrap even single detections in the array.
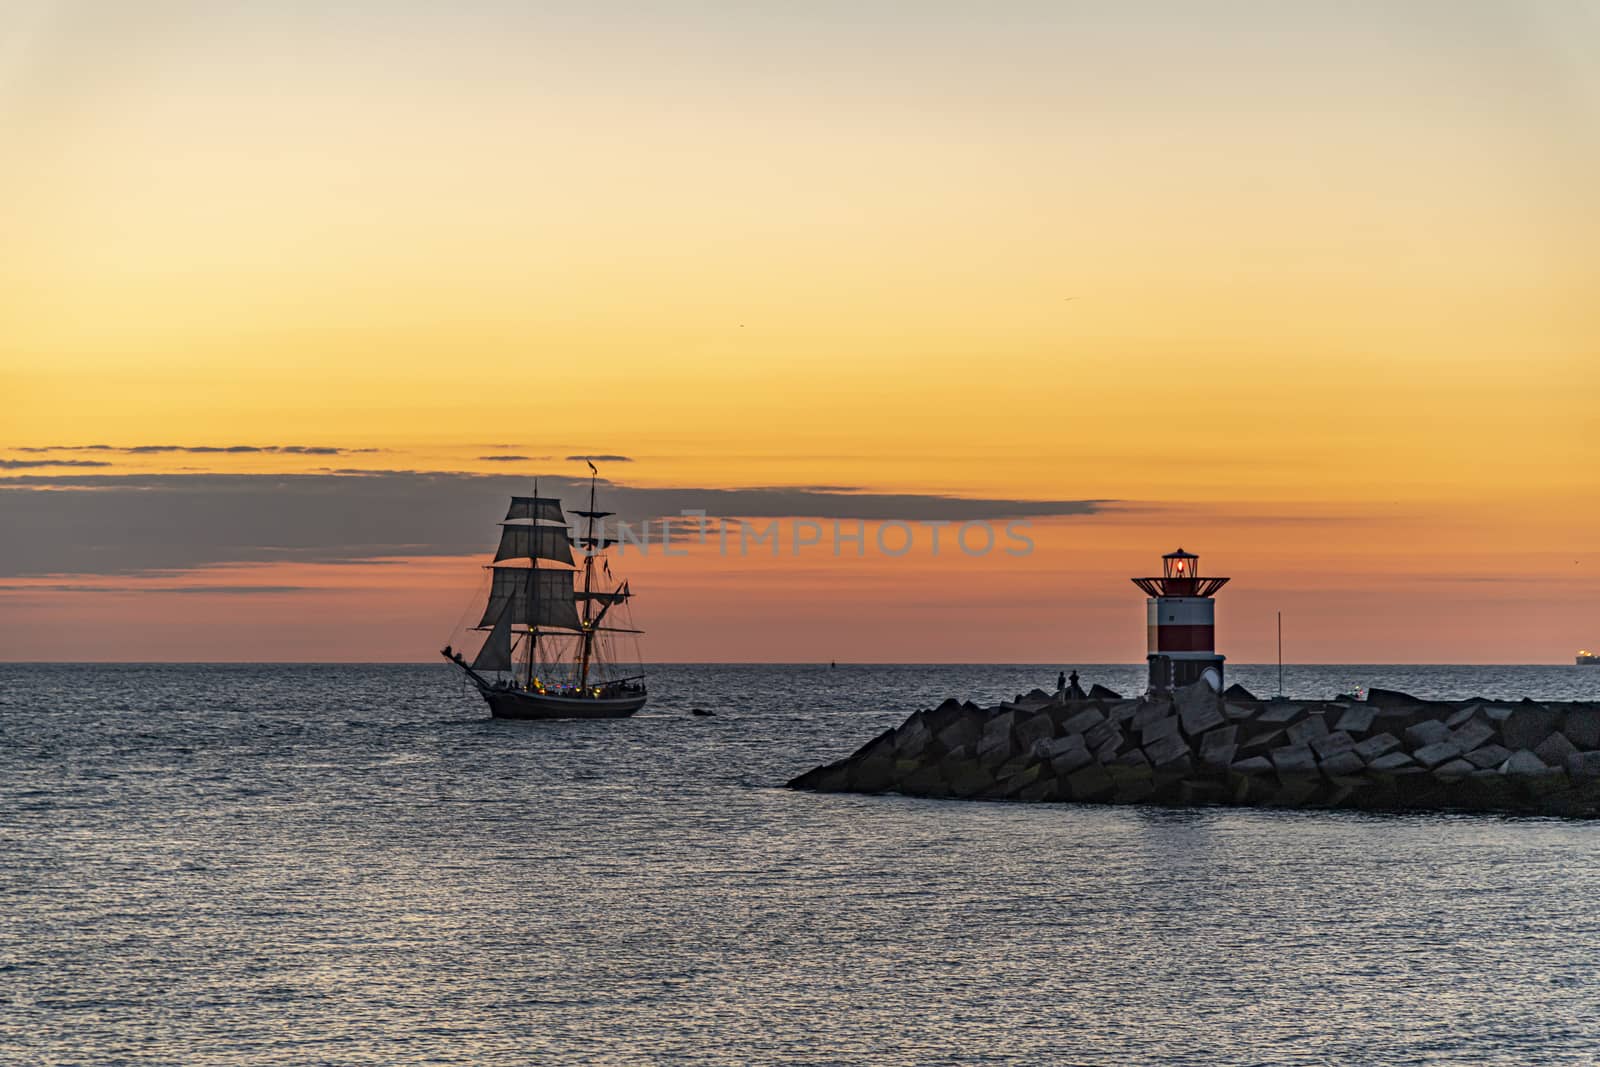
[
  {"xmin": 505, "ymin": 496, "xmax": 566, "ymax": 524},
  {"xmin": 493, "ymin": 525, "xmax": 574, "ymax": 565},
  {"xmin": 471, "ymin": 604, "xmax": 514, "ymax": 670},
  {"xmin": 479, "ymin": 567, "xmax": 583, "ymax": 631}
]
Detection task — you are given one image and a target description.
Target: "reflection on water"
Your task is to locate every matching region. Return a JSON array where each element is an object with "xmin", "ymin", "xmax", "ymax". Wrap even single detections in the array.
[{"xmin": 2, "ymin": 663, "xmax": 1598, "ymax": 1064}]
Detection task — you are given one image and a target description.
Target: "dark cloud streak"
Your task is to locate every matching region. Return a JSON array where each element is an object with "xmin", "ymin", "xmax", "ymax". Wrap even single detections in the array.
[
  {"xmin": 0, "ymin": 471, "xmax": 1107, "ymax": 578},
  {"xmin": 11, "ymin": 444, "xmax": 373, "ymax": 455}
]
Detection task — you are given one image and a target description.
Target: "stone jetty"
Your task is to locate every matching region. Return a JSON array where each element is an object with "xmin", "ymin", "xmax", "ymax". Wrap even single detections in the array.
[{"xmin": 787, "ymin": 683, "xmax": 1600, "ymax": 816}]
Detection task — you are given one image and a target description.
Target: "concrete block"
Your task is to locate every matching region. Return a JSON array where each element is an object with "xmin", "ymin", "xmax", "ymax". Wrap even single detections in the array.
[
  {"xmin": 981, "ymin": 707, "xmax": 1022, "ymax": 738},
  {"xmin": 1353, "ymin": 733, "xmax": 1400, "ymax": 761},
  {"xmin": 1179, "ymin": 697, "xmax": 1227, "ymax": 738},
  {"xmin": 994, "ymin": 754, "xmax": 1037, "ymax": 780},
  {"xmin": 942, "ymin": 759, "xmax": 998, "ymax": 798},
  {"xmin": 1014, "ymin": 710, "xmax": 1057, "ymax": 750},
  {"xmin": 1367, "ymin": 687, "xmax": 1423, "ymax": 708},
  {"xmin": 1501, "ymin": 706, "xmax": 1557, "ymax": 751},
  {"xmin": 1562, "ymin": 709, "xmax": 1600, "ymax": 751},
  {"xmin": 1499, "ymin": 749, "xmax": 1550, "ymax": 776},
  {"xmin": 1199, "ymin": 727, "xmax": 1239, "ymax": 768},
  {"xmin": 1036, "ymin": 734, "xmax": 1085, "ymax": 759},
  {"xmin": 1463, "ymin": 743, "xmax": 1511, "ymax": 770},
  {"xmin": 1450, "ymin": 720, "xmax": 1495, "ymax": 754},
  {"xmin": 1310, "ymin": 730, "xmax": 1354, "ymax": 759},
  {"xmin": 1413, "ymin": 740, "xmax": 1465, "ymax": 769},
  {"xmin": 1286, "ymin": 714, "xmax": 1330, "ymax": 746},
  {"xmin": 1017, "ymin": 777, "xmax": 1063, "ymax": 803},
  {"xmin": 1061, "ymin": 707, "xmax": 1104, "ymax": 735},
  {"xmin": 1257, "ymin": 702, "xmax": 1304, "ymax": 724},
  {"xmin": 1272, "ymin": 774, "xmax": 1321, "ymax": 806},
  {"xmin": 1332, "ymin": 706, "xmax": 1377, "ymax": 735},
  {"xmin": 1404, "ymin": 719, "xmax": 1452, "ymax": 749},
  {"xmin": 851, "ymin": 727, "xmax": 899, "ymax": 761},
  {"xmin": 1088, "ymin": 684, "xmax": 1122, "ymax": 700},
  {"xmin": 1230, "ymin": 756, "xmax": 1273, "ymax": 774},
  {"xmin": 1144, "ymin": 731, "xmax": 1192, "ymax": 770},
  {"xmin": 976, "ymin": 730, "xmax": 1013, "ymax": 764},
  {"xmin": 1093, "ymin": 735, "xmax": 1123, "ymax": 764},
  {"xmin": 997, "ymin": 764, "xmax": 1045, "ymax": 798},
  {"xmin": 1533, "ymin": 731, "xmax": 1579, "ymax": 768},
  {"xmin": 799, "ymin": 762, "xmax": 853, "ymax": 791},
  {"xmin": 1565, "ymin": 751, "xmax": 1600, "ymax": 780},
  {"xmin": 1433, "ymin": 758, "xmax": 1476, "ymax": 778},
  {"xmin": 895, "ymin": 724, "xmax": 936, "ymax": 762},
  {"xmin": 1107, "ymin": 763, "xmax": 1157, "ymax": 803},
  {"xmin": 847, "ymin": 756, "xmax": 898, "ymax": 792},
  {"xmin": 1131, "ymin": 701, "xmax": 1174, "ymax": 730},
  {"xmin": 1108, "ymin": 701, "xmax": 1144, "ymax": 725},
  {"xmin": 933, "ymin": 715, "xmax": 982, "ymax": 754},
  {"xmin": 1140, "ymin": 715, "xmax": 1181, "ymax": 747},
  {"xmin": 1178, "ymin": 781, "xmax": 1229, "ymax": 806},
  {"xmin": 1049, "ymin": 745, "xmax": 1094, "ymax": 777},
  {"xmin": 1369, "ymin": 751, "xmax": 1416, "ymax": 771},
  {"xmin": 1238, "ymin": 727, "xmax": 1286, "ymax": 757},
  {"xmin": 1065, "ymin": 763, "xmax": 1114, "ymax": 800},
  {"xmin": 1115, "ymin": 746, "xmax": 1152, "ymax": 768},
  {"xmin": 1269, "ymin": 744, "xmax": 1317, "ymax": 774},
  {"xmin": 1318, "ymin": 750, "xmax": 1367, "ymax": 777},
  {"xmin": 897, "ymin": 764, "xmax": 947, "ymax": 795},
  {"xmin": 1444, "ymin": 705, "xmax": 1481, "ymax": 729},
  {"xmin": 1224, "ymin": 701, "xmax": 1261, "ymax": 721},
  {"xmin": 1175, "ymin": 677, "xmax": 1220, "ymax": 711},
  {"xmin": 1082, "ymin": 718, "xmax": 1120, "ymax": 753}
]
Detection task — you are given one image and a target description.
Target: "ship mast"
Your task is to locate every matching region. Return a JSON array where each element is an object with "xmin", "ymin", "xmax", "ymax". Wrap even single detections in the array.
[
  {"xmin": 526, "ymin": 479, "xmax": 539, "ymax": 690},
  {"xmin": 577, "ymin": 467, "xmax": 599, "ymax": 688}
]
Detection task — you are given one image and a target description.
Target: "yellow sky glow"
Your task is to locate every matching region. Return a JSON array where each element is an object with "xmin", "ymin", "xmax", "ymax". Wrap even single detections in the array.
[{"xmin": 2, "ymin": 2, "xmax": 1597, "ymax": 660}]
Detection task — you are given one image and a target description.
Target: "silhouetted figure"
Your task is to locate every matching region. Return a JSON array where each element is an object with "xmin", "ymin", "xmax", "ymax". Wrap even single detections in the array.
[
  {"xmin": 1065, "ymin": 669, "xmax": 1087, "ymax": 700},
  {"xmin": 1057, "ymin": 671, "xmax": 1067, "ymax": 692}
]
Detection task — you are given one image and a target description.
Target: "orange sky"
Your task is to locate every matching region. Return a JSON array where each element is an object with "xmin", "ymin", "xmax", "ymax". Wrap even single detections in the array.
[{"xmin": 2, "ymin": 2, "xmax": 1597, "ymax": 661}]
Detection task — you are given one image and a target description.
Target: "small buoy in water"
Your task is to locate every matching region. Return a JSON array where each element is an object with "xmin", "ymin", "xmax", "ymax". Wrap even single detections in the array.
[{"xmin": 690, "ymin": 708, "xmax": 714, "ymax": 717}]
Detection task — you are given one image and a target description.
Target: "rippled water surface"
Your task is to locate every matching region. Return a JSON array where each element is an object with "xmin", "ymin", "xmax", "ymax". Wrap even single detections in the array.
[{"xmin": 4, "ymin": 663, "xmax": 1600, "ymax": 1065}]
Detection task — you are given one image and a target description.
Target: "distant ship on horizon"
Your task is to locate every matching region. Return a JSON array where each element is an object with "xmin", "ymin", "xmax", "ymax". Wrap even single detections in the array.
[
  {"xmin": 441, "ymin": 468, "xmax": 647, "ymax": 719},
  {"xmin": 1580, "ymin": 649, "xmax": 1598, "ymax": 667}
]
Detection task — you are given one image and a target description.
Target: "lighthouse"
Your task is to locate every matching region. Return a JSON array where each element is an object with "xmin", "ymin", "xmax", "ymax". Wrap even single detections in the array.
[{"xmin": 1132, "ymin": 548, "xmax": 1230, "ymax": 694}]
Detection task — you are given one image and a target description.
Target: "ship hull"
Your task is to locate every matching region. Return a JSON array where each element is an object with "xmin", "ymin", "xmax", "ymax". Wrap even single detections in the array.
[{"xmin": 482, "ymin": 687, "xmax": 647, "ymax": 720}]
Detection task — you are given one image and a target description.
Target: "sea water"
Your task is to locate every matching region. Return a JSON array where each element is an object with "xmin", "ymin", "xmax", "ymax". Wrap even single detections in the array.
[{"xmin": 3, "ymin": 663, "xmax": 1598, "ymax": 1064}]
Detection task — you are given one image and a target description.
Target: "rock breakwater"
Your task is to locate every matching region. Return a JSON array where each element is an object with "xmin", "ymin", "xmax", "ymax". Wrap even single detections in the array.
[{"xmin": 787, "ymin": 683, "xmax": 1600, "ymax": 816}]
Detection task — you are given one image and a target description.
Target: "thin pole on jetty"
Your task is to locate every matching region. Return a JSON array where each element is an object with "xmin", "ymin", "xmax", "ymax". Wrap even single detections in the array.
[{"xmin": 1277, "ymin": 611, "xmax": 1284, "ymax": 698}]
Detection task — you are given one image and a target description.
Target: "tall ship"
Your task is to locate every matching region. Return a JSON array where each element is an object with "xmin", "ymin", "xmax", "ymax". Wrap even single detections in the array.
[
  {"xmin": 442, "ymin": 469, "xmax": 647, "ymax": 719},
  {"xmin": 1580, "ymin": 650, "xmax": 1598, "ymax": 667}
]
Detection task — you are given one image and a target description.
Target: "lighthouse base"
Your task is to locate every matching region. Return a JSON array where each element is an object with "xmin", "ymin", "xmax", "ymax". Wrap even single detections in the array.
[{"xmin": 1148, "ymin": 653, "xmax": 1224, "ymax": 695}]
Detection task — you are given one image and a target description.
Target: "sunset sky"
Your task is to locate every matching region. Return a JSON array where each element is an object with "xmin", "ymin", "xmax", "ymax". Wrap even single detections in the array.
[{"xmin": 3, "ymin": 1, "xmax": 1597, "ymax": 662}]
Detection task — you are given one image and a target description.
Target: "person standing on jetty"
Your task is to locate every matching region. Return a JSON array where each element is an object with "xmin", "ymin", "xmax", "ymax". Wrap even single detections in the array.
[{"xmin": 1057, "ymin": 671, "xmax": 1067, "ymax": 693}]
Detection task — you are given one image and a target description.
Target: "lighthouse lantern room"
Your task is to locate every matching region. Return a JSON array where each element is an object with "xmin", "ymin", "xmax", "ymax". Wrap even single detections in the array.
[{"xmin": 1131, "ymin": 548, "xmax": 1230, "ymax": 694}]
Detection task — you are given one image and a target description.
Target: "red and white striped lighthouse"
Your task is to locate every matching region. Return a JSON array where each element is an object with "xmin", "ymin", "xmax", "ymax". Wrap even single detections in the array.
[{"xmin": 1131, "ymin": 548, "xmax": 1230, "ymax": 694}]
